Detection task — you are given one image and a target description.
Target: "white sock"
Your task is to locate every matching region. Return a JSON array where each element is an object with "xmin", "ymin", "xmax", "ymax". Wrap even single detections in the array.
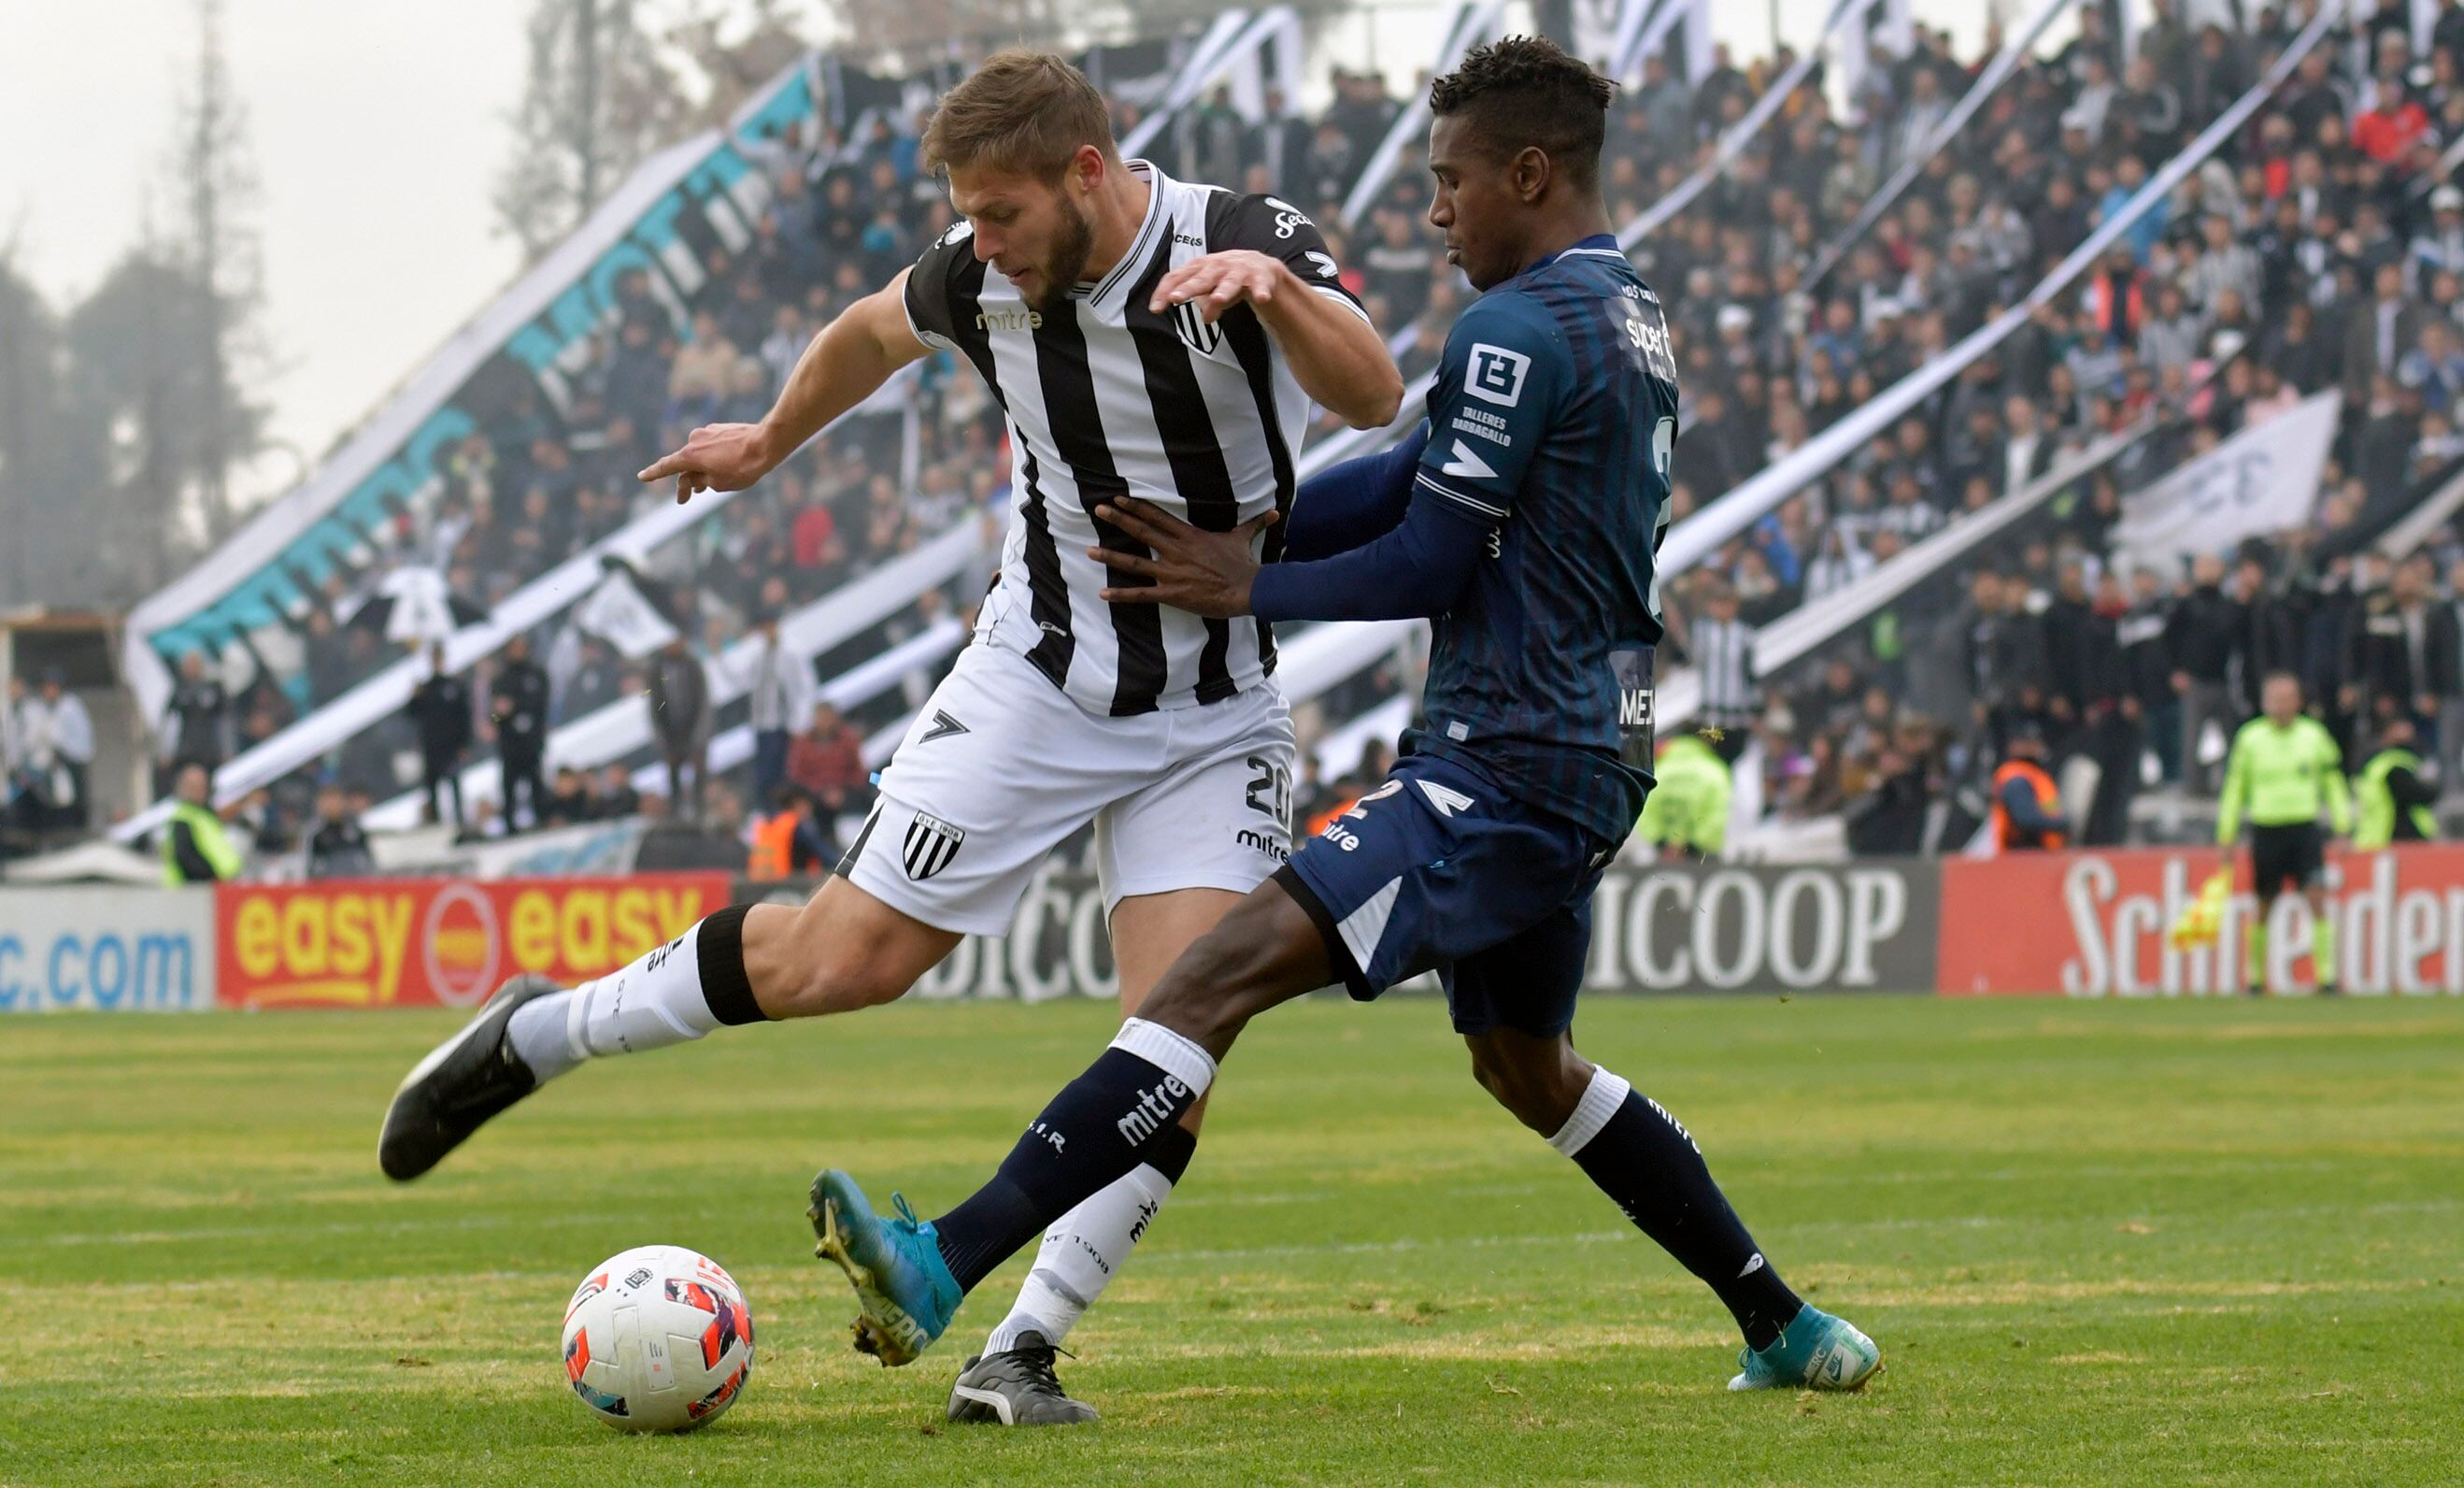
[
  {"xmin": 980, "ymin": 1163, "xmax": 1177, "ymax": 1355},
  {"xmin": 506, "ymin": 921, "xmax": 724, "ymax": 1080}
]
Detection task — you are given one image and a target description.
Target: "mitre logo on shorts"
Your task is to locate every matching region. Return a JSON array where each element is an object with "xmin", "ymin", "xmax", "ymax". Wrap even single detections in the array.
[{"xmin": 902, "ymin": 812, "xmax": 966, "ymax": 880}]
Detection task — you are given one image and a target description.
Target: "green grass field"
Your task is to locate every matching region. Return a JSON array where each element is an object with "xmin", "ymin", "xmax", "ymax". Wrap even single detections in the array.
[{"xmin": 5, "ymin": 994, "xmax": 2460, "ymax": 1486}]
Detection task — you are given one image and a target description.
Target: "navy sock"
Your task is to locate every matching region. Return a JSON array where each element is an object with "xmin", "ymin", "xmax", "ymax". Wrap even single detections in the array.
[
  {"xmin": 934, "ymin": 1028, "xmax": 1212, "ymax": 1292},
  {"xmin": 1553, "ymin": 1072, "xmax": 1802, "ymax": 1351}
]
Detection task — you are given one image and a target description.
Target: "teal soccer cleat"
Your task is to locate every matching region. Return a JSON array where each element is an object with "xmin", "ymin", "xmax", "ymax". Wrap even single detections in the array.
[
  {"xmin": 807, "ymin": 1170, "xmax": 962, "ymax": 1366},
  {"xmin": 1726, "ymin": 1306, "xmax": 1882, "ymax": 1392}
]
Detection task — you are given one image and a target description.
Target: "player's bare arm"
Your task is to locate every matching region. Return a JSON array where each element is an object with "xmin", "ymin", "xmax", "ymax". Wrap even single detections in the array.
[
  {"xmin": 1150, "ymin": 250, "xmax": 1403, "ymax": 429},
  {"xmin": 637, "ymin": 269, "xmax": 931, "ymax": 504}
]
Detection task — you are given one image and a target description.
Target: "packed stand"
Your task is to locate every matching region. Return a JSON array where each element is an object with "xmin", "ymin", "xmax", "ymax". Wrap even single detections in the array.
[{"xmin": 1642, "ymin": 3, "xmax": 2464, "ymax": 852}]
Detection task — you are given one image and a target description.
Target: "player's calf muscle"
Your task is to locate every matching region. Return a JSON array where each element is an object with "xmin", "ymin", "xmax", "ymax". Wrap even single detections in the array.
[
  {"xmin": 1466, "ymin": 1030, "xmax": 1594, "ymax": 1134},
  {"xmin": 745, "ymin": 889, "xmax": 959, "ymax": 1018}
]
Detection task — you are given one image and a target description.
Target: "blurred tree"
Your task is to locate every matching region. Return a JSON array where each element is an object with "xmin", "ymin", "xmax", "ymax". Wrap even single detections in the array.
[
  {"xmin": 0, "ymin": 248, "xmax": 107, "ymax": 608},
  {"xmin": 60, "ymin": 236, "xmax": 263, "ymax": 601},
  {"xmin": 173, "ymin": 0, "xmax": 267, "ymax": 545},
  {"xmin": 497, "ymin": 0, "xmax": 697, "ymax": 260},
  {"xmin": 664, "ymin": 0, "xmax": 813, "ymax": 125}
]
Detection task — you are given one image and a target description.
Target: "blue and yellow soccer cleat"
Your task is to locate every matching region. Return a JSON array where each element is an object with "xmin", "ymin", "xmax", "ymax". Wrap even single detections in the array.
[
  {"xmin": 1727, "ymin": 1305, "xmax": 1882, "ymax": 1392},
  {"xmin": 807, "ymin": 1169, "xmax": 961, "ymax": 1366}
]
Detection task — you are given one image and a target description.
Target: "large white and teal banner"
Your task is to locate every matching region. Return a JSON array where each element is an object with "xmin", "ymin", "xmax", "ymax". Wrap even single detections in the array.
[{"xmin": 120, "ymin": 58, "xmax": 829, "ymax": 724}]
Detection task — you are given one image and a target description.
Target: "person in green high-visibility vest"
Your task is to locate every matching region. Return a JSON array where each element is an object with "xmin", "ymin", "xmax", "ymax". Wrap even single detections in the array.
[
  {"xmin": 161, "ymin": 763, "xmax": 246, "ymax": 886},
  {"xmin": 1637, "ymin": 731, "xmax": 1731, "ymax": 861},
  {"xmin": 2215, "ymin": 672, "xmax": 2350, "ymax": 996},
  {"xmin": 2351, "ymin": 716, "xmax": 2439, "ymax": 851}
]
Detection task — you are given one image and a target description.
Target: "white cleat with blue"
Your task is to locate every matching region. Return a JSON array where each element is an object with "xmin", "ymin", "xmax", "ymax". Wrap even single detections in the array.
[{"xmin": 1727, "ymin": 1305, "xmax": 1882, "ymax": 1392}]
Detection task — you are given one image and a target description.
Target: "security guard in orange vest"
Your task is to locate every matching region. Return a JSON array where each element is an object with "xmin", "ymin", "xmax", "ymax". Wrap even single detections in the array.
[
  {"xmin": 1990, "ymin": 723, "xmax": 2067, "ymax": 852},
  {"xmin": 747, "ymin": 787, "xmax": 830, "ymax": 881}
]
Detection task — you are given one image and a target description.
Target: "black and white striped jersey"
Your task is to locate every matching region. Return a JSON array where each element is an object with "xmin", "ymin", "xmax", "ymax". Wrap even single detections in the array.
[{"xmin": 904, "ymin": 160, "xmax": 1368, "ymax": 717}]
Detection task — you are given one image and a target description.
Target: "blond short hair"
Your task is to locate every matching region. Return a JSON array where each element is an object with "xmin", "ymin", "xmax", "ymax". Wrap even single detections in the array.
[{"xmin": 921, "ymin": 50, "xmax": 1115, "ymax": 181}]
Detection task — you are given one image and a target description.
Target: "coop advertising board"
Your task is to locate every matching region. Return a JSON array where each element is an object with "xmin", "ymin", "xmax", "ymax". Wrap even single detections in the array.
[
  {"xmin": 214, "ymin": 874, "xmax": 729, "ymax": 1009},
  {"xmin": 1938, "ymin": 846, "xmax": 2464, "ymax": 996},
  {"xmin": 0, "ymin": 889, "xmax": 217, "ymax": 1012},
  {"xmin": 733, "ymin": 856, "xmax": 1943, "ymax": 1000}
]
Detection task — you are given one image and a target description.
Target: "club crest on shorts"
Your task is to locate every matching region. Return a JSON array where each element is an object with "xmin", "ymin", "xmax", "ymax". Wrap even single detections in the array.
[
  {"xmin": 1172, "ymin": 298, "xmax": 1222, "ymax": 356},
  {"xmin": 902, "ymin": 811, "xmax": 966, "ymax": 880}
]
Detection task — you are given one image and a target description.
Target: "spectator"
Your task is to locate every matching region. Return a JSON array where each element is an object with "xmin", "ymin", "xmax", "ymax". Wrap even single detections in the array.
[
  {"xmin": 787, "ymin": 700, "xmax": 872, "ymax": 818},
  {"xmin": 596, "ymin": 763, "xmax": 641, "ymax": 820},
  {"xmin": 541, "ymin": 765, "xmax": 597, "ymax": 827},
  {"xmin": 491, "ymin": 634, "xmax": 551, "ymax": 832},
  {"xmin": 2344, "ymin": 262, "xmax": 2429, "ymax": 403},
  {"xmin": 1636, "ymin": 732, "xmax": 1731, "ymax": 861},
  {"xmin": 406, "ymin": 644, "xmax": 474, "ymax": 831},
  {"xmin": 164, "ymin": 651, "xmax": 232, "ymax": 780},
  {"xmin": 24, "ymin": 671, "xmax": 94, "ymax": 832},
  {"xmin": 2169, "ymin": 552, "xmax": 2240, "ymax": 793},
  {"xmin": 1989, "ymin": 723, "xmax": 2067, "ymax": 852},
  {"xmin": 161, "ymin": 763, "xmax": 248, "ymax": 885},
  {"xmin": 647, "ymin": 637, "xmax": 714, "ymax": 823},
  {"xmin": 305, "ymin": 782, "xmax": 375, "ymax": 879},
  {"xmin": 745, "ymin": 613, "xmax": 816, "ymax": 809},
  {"xmin": 1676, "ymin": 582, "xmax": 1759, "ymax": 764}
]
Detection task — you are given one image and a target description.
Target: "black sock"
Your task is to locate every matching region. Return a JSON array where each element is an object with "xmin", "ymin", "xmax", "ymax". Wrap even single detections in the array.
[
  {"xmin": 933, "ymin": 1033, "xmax": 1211, "ymax": 1292},
  {"xmin": 694, "ymin": 904, "xmax": 763, "ymax": 1026},
  {"xmin": 1559, "ymin": 1076, "xmax": 1802, "ymax": 1351}
]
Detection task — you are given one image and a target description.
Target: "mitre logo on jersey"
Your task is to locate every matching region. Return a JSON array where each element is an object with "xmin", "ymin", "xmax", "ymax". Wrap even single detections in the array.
[
  {"xmin": 1171, "ymin": 299, "xmax": 1223, "ymax": 355},
  {"xmin": 977, "ymin": 307, "xmax": 1044, "ymax": 332},
  {"xmin": 1467, "ymin": 343, "xmax": 1530, "ymax": 406},
  {"xmin": 902, "ymin": 812, "xmax": 966, "ymax": 880}
]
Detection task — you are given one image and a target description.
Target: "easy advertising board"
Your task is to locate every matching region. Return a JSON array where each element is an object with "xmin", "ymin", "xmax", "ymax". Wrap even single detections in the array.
[
  {"xmin": 214, "ymin": 874, "xmax": 729, "ymax": 1009},
  {"xmin": 0, "ymin": 888, "xmax": 218, "ymax": 1012}
]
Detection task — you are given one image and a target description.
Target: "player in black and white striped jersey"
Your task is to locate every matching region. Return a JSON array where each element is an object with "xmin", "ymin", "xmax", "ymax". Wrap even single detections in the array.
[
  {"xmin": 377, "ymin": 50, "xmax": 1401, "ymax": 1428},
  {"xmin": 902, "ymin": 174, "xmax": 1363, "ymax": 716}
]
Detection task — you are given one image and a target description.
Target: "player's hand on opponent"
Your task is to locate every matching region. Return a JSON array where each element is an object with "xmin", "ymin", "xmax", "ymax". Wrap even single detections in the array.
[
  {"xmin": 638, "ymin": 422, "xmax": 777, "ymax": 504},
  {"xmin": 1150, "ymin": 250, "xmax": 1293, "ymax": 324},
  {"xmin": 1090, "ymin": 497, "xmax": 1276, "ymax": 618}
]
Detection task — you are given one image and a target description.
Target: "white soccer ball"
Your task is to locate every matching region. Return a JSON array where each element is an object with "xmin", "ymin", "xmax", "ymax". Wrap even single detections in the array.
[{"xmin": 560, "ymin": 1244, "xmax": 754, "ymax": 1433}]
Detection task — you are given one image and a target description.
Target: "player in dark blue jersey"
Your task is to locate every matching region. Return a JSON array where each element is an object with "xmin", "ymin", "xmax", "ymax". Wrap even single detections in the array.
[{"xmin": 808, "ymin": 36, "xmax": 1881, "ymax": 1401}]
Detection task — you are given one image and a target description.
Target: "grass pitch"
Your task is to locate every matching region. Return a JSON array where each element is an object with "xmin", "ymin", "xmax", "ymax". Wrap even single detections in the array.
[{"xmin": 4, "ymin": 993, "xmax": 2460, "ymax": 1486}]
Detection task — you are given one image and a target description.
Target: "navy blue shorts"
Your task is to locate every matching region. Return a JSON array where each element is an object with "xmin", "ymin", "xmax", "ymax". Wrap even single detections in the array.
[{"xmin": 1276, "ymin": 753, "xmax": 1616, "ymax": 1037}]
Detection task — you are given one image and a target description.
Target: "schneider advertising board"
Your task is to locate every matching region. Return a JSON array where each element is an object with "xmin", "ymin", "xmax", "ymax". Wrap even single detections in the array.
[
  {"xmin": 735, "ymin": 858, "xmax": 1942, "ymax": 999},
  {"xmin": 1941, "ymin": 844, "xmax": 2464, "ymax": 995}
]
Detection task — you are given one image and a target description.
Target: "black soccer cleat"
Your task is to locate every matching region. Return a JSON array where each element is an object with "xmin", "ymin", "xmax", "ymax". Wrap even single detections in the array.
[
  {"xmin": 377, "ymin": 974, "xmax": 564, "ymax": 1181},
  {"xmin": 946, "ymin": 1331, "xmax": 1100, "ymax": 1426}
]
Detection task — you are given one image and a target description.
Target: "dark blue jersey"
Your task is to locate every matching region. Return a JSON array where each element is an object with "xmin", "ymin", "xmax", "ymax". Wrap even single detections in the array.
[{"xmin": 1404, "ymin": 235, "xmax": 1678, "ymax": 844}]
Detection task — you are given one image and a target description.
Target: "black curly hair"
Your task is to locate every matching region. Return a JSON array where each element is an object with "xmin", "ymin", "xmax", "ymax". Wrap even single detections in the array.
[{"xmin": 1428, "ymin": 36, "xmax": 1617, "ymax": 188}]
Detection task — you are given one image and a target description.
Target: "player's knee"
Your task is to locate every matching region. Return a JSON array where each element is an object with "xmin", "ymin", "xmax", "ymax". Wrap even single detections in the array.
[
  {"xmin": 1135, "ymin": 889, "xmax": 1322, "ymax": 1051},
  {"xmin": 1464, "ymin": 1030, "xmax": 1592, "ymax": 1135}
]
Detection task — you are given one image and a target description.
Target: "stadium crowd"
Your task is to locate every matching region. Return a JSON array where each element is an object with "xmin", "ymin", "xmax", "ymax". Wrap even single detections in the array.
[
  {"xmin": 41, "ymin": 2, "xmax": 2464, "ymax": 867},
  {"xmin": 1643, "ymin": 1, "xmax": 2464, "ymax": 852}
]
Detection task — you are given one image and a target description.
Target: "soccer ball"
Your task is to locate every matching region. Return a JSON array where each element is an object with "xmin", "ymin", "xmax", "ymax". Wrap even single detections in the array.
[{"xmin": 560, "ymin": 1244, "xmax": 754, "ymax": 1432}]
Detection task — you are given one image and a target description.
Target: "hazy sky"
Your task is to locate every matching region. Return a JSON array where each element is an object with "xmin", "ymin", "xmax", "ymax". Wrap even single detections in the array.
[{"xmin": 1, "ymin": 0, "xmax": 1996, "ymax": 508}]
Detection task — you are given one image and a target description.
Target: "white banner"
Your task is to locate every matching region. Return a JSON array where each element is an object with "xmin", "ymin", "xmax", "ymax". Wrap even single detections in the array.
[
  {"xmin": 571, "ymin": 569, "xmax": 682, "ymax": 659},
  {"xmin": 0, "ymin": 888, "xmax": 218, "ymax": 1012},
  {"xmin": 2112, "ymin": 393, "xmax": 2343, "ymax": 565}
]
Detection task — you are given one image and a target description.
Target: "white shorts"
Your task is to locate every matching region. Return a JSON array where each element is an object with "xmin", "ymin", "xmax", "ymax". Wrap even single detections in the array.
[{"xmin": 839, "ymin": 642, "xmax": 1298, "ymax": 936}]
